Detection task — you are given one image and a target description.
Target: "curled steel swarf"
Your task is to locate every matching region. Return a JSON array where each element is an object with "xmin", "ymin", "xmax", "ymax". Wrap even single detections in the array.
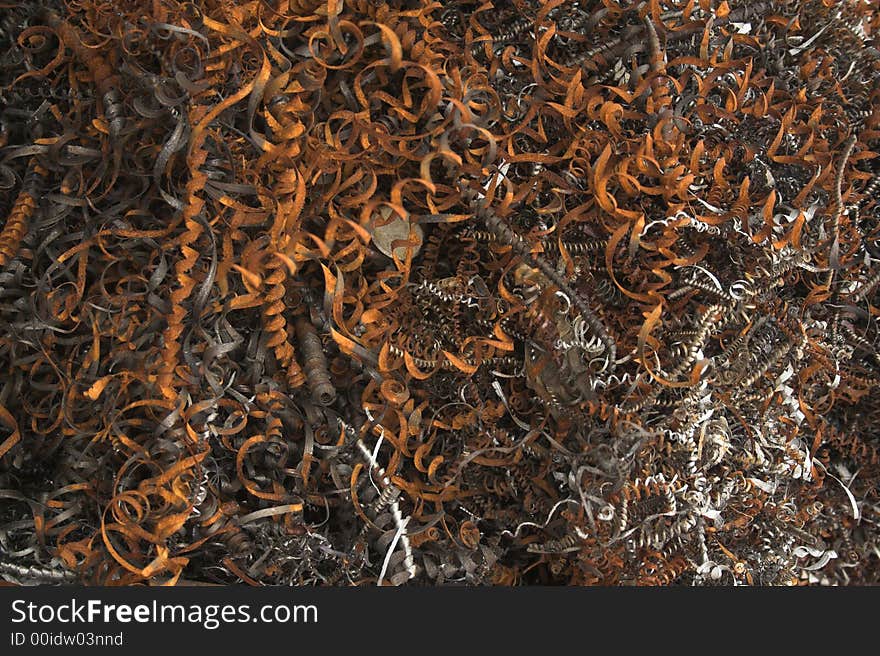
[{"xmin": 0, "ymin": 0, "xmax": 878, "ymax": 586}]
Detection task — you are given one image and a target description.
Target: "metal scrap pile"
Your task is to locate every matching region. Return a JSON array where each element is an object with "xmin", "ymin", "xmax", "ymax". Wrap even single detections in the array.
[{"xmin": 0, "ymin": 0, "xmax": 878, "ymax": 585}]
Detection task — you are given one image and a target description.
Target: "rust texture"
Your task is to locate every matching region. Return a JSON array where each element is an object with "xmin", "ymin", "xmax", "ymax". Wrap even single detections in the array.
[{"xmin": 0, "ymin": 0, "xmax": 878, "ymax": 586}]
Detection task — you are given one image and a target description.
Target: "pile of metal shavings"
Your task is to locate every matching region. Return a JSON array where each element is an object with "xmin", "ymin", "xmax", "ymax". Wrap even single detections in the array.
[{"xmin": 0, "ymin": 0, "xmax": 878, "ymax": 587}]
